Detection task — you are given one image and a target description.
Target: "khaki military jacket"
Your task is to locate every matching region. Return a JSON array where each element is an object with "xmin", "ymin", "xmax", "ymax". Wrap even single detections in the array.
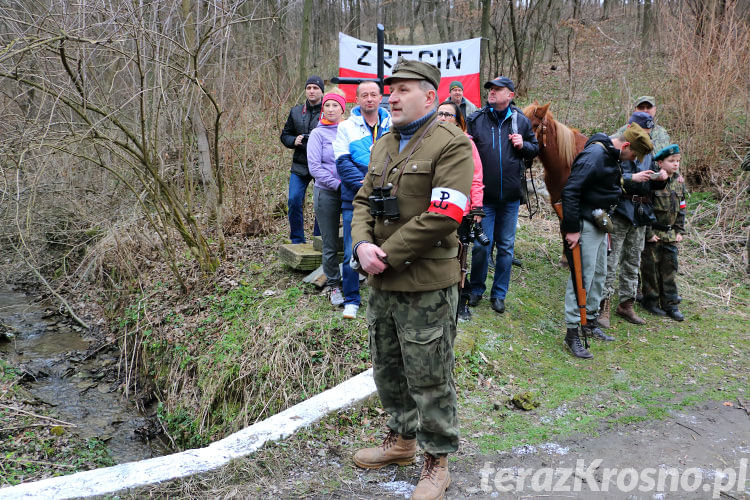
[
  {"xmin": 646, "ymin": 173, "xmax": 686, "ymax": 243},
  {"xmin": 351, "ymin": 115, "xmax": 473, "ymax": 292}
]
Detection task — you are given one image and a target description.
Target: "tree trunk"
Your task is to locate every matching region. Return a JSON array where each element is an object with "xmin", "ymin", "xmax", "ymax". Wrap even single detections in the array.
[
  {"xmin": 641, "ymin": 0, "xmax": 655, "ymax": 49},
  {"xmin": 349, "ymin": 0, "xmax": 360, "ymax": 37},
  {"xmin": 480, "ymin": 0, "xmax": 491, "ymax": 93},
  {"xmin": 409, "ymin": 0, "xmax": 417, "ymax": 44},
  {"xmin": 434, "ymin": 0, "xmax": 448, "ymax": 41},
  {"xmin": 508, "ymin": 0, "xmax": 525, "ymax": 96},
  {"xmin": 298, "ymin": 0, "xmax": 313, "ymax": 86}
]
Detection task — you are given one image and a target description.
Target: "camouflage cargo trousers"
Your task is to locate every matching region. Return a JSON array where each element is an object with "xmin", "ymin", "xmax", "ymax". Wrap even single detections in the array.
[
  {"xmin": 367, "ymin": 286, "xmax": 459, "ymax": 455},
  {"xmin": 641, "ymin": 241, "xmax": 680, "ymax": 308},
  {"xmin": 604, "ymin": 213, "xmax": 647, "ymax": 303}
]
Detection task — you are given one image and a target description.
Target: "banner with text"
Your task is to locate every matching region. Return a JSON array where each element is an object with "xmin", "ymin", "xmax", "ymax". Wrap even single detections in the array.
[{"xmin": 338, "ymin": 33, "xmax": 481, "ymax": 105}]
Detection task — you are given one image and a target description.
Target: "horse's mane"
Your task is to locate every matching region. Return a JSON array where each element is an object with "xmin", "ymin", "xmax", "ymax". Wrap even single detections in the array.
[{"xmin": 524, "ymin": 104, "xmax": 580, "ymax": 167}]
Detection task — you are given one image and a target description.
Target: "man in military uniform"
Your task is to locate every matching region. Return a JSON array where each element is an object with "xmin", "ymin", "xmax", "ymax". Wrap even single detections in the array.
[
  {"xmin": 599, "ymin": 112, "xmax": 668, "ymax": 328},
  {"xmin": 616, "ymin": 95, "xmax": 671, "ymax": 151},
  {"xmin": 350, "ymin": 58, "xmax": 473, "ymax": 500},
  {"xmin": 560, "ymin": 124, "xmax": 654, "ymax": 359},
  {"xmin": 641, "ymin": 144, "xmax": 687, "ymax": 321}
]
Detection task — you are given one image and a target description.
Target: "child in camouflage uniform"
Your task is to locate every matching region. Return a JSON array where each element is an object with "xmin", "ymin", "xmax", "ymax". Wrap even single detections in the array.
[{"xmin": 641, "ymin": 144, "xmax": 687, "ymax": 321}]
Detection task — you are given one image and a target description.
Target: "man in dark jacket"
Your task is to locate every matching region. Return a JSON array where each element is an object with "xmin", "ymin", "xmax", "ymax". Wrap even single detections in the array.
[
  {"xmin": 600, "ymin": 112, "xmax": 668, "ymax": 327},
  {"xmin": 466, "ymin": 76, "xmax": 538, "ymax": 315},
  {"xmin": 280, "ymin": 76, "xmax": 323, "ymax": 243},
  {"xmin": 561, "ymin": 124, "xmax": 654, "ymax": 359}
]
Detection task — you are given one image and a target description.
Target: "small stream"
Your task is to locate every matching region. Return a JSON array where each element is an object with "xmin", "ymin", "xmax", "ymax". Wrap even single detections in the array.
[{"xmin": 0, "ymin": 285, "xmax": 169, "ymax": 463}]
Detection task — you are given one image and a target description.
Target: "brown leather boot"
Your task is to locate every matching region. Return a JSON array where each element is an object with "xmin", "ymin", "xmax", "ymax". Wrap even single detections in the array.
[
  {"xmin": 353, "ymin": 429, "xmax": 416, "ymax": 469},
  {"xmin": 411, "ymin": 453, "xmax": 450, "ymax": 500},
  {"xmin": 598, "ymin": 298, "xmax": 611, "ymax": 328},
  {"xmin": 615, "ymin": 298, "xmax": 646, "ymax": 324}
]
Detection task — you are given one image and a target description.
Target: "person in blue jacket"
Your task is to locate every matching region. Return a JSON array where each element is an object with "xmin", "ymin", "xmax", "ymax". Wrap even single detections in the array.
[
  {"xmin": 333, "ymin": 81, "xmax": 392, "ymax": 319},
  {"xmin": 465, "ymin": 76, "xmax": 538, "ymax": 315}
]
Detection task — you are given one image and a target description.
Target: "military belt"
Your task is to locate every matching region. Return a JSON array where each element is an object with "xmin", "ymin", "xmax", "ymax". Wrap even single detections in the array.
[
  {"xmin": 623, "ymin": 194, "xmax": 651, "ymax": 203},
  {"xmin": 651, "ymin": 223, "xmax": 672, "ymax": 231}
]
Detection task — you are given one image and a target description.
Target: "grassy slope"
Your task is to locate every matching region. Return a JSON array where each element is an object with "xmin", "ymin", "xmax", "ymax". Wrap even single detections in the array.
[{"xmin": 123, "ymin": 197, "xmax": 748, "ymax": 497}]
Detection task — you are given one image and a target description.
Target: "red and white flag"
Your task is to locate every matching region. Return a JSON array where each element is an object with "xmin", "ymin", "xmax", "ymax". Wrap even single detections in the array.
[{"xmin": 338, "ymin": 33, "xmax": 481, "ymax": 106}]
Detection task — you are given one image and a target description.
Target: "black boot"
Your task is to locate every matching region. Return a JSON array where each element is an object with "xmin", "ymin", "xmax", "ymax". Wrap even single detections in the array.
[
  {"xmin": 565, "ymin": 327, "xmax": 593, "ymax": 359},
  {"xmin": 582, "ymin": 318, "xmax": 615, "ymax": 341},
  {"xmin": 642, "ymin": 299, "xmax": 666, "ymax": 317},
  {"xmin": 457, "ymin": 296, "xmax": 472, "ymax": 321},
  {"xmin": 665, "ymin": 307, "xmax": 684, "ymax": 321}
]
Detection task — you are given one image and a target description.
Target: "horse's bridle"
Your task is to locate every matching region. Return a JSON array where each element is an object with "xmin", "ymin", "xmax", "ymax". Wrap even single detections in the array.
[{"xmin": 533, "ymin": 111, "xmax": 548, "ymax": 149}]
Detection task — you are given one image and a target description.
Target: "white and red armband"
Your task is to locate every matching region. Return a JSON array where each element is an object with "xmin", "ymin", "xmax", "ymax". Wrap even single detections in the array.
[
  {"xmin": 679, "ymin": 199, "xmax": 686, "ymax": 210},
  {"xmin": 427, "ymin": 187, "xmax": 468, "ymax": 223}
]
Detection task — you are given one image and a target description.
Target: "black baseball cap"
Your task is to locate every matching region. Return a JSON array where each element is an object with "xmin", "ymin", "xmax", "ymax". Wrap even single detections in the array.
[{"xmin": 484, "ymin": 76, "xmax": 515, "ymax": 92}]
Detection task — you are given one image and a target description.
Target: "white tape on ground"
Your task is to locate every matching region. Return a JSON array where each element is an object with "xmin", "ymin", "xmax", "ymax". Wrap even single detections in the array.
[{"xmin": 1, "ymin": 369, "xmax": 376, "ymax": 500}]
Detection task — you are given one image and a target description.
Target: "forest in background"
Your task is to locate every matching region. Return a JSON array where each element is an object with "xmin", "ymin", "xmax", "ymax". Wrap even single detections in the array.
[
  {"xmin": 0, "ymin": 0, "xmax": 748, "ymax": 454},
  {"xmin": 0, "ymin": 0, "xmax": 747, "ymax": 292}
]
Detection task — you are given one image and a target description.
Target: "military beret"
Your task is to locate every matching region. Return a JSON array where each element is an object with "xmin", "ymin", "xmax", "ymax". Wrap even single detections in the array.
[
  {"xmin": 654, "ymin": 144, "xmax": 680, "ymax": 161},
  {"xmin": 623, "ymin": 123, "xmax": 654, "ymax": 163},
  {"xmin": 628, "ymin": 111, "xmax": 655, "ymax": 130},
  {"xmin": 484, "ymin": 76, "xmax": 515, "ymax": 92},
  {"xmin": 385, "ymin": 57, "xmax": 441, "ymax": 90},
  {"xmin": 634, "ymin": 95, "xmax": 655, "ymax": 107}
]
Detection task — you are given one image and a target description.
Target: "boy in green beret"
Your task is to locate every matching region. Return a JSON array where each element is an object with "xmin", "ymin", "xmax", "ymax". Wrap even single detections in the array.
[{"xmin": 640, "ymin": 144, "xmax": 687, "ymax": 321}]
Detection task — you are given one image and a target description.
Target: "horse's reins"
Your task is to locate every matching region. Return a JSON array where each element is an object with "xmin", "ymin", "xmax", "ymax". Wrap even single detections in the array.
[{"xmin": 519, "ymin": 111, "xmax": 546, "ymax": 220}]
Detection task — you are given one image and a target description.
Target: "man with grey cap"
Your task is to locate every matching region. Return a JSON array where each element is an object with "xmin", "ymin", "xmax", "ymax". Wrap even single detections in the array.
[
  {"xmin": 465, "ymin": 76, "xmax": 538, "ymax": 316},
  {"xmin": 616, "ymin": 95, "xmax": 671, "ymax": 151},
  {"xmin": 350, "ymin": 57, "xmax": 474, "ymax": 500},
  {"xmin": 560, "ymin": 123, "xmax": 655, "ymax": 359}
]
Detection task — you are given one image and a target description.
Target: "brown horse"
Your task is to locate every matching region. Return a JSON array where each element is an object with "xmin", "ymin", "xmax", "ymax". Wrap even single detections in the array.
[{"xmin": 522, "ymin": 102, "xmax": 588, "ymax": 204}]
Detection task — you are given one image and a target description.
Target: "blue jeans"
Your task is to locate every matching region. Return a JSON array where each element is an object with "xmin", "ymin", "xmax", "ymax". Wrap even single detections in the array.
[
  {"xmin": 288, "ymin": 172, "xmax": 320, "ymax": 243},
  {"xmin": 341, "ymin": 208, "xmax": 361, "ymax": 306},
  {"xmin": 468, "ymin": 200, "xmax": 520, "ymax": 300}
]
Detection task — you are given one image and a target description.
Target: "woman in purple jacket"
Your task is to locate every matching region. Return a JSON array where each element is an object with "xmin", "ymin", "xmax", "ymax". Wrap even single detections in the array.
[{"xmin": 308, "ymin": 89, "xmax": 347, "ymax": 306}]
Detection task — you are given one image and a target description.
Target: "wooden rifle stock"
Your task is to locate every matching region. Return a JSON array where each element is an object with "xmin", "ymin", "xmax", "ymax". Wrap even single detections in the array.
[{"xmin": 552, "ymin": 202, "xmax": 587, "ymax": 326}]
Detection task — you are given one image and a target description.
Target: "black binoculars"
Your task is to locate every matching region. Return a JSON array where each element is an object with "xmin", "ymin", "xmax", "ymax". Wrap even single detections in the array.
[{"xmin": 369, "ymin": 185, "xmax": 400, "ymax": 221}]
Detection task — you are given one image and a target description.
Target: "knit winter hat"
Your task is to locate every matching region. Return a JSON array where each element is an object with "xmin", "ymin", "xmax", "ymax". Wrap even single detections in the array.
[
  {"xmin": 305, "ymin": 75, "xmax": 324, "ymax": 92},
  {"xmin": 321, "ymin": 92, "xmax": 346, "ymax": 113}
]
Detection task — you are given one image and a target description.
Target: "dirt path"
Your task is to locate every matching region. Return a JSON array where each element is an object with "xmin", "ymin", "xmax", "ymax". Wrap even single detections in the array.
[{"xmin": 317, "ymin": 401, "xmax": 749, "ymax": 499}]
